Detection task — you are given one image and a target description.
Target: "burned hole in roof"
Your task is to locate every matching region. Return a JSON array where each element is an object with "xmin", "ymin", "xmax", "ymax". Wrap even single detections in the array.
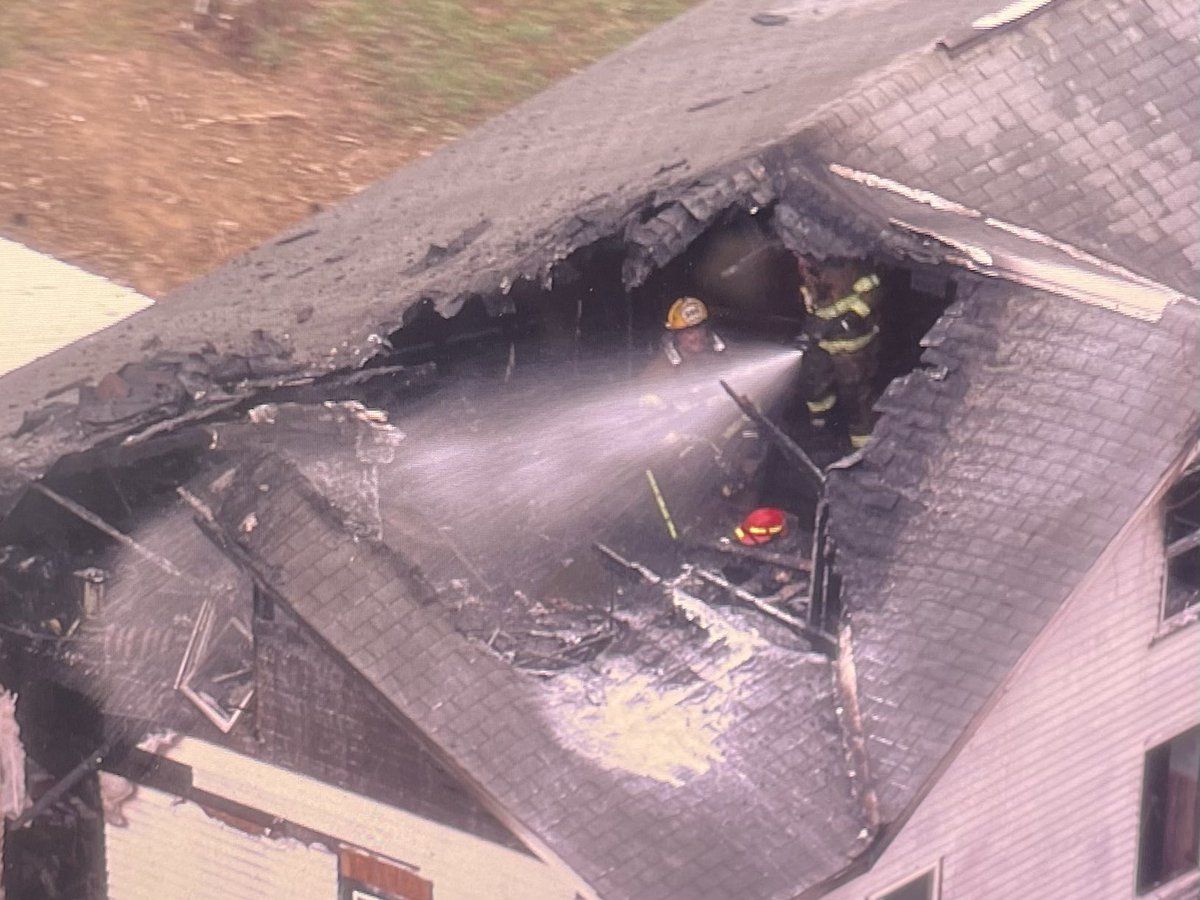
[
  {"xmin": 362, "ymin": 208, "xmax": 960, "ymax": 673},
  {"xmin": 0, "ymin": 202, "xmax": 961, "ymax": 693}
]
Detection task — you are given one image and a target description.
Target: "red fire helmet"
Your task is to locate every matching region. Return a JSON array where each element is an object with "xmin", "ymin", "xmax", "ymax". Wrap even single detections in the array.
[{"xmin": 734, "ymin": 507, "xmax": 787, "ymax": 545}]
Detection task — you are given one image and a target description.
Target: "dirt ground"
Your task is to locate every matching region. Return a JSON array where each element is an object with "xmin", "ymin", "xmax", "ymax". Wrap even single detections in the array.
[{"xmin": 0, "ymin": 1, "xmax": 691, "ymax": 297}]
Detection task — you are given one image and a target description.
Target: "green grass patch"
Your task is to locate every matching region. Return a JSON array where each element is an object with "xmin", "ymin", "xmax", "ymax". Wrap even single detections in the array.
[
  {"xmin": 0, "ymin": 0, "xmax": 696, "ymax": 131},
  {"xmin": 315, "ymin": 0, "xmax": 696, "ymax": 130}
]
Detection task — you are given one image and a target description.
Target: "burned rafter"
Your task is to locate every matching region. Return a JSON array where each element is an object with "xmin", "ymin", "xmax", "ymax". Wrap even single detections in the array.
[
  {"xmin": 10, "ymin": 739, "xmax": 114, "ymax": 832},
  {"xmin": 721, "ymin": 380, "xmax": 825, "ymax": 490},
  {"xmin": 594, "ymin": 542, "xmax": 834, "ymax": 656},
  {"xmin": 622, "ymin": 160, "xmax": 776, "ymax": 289},
  {"xmin": 28, "ymin": 482, "xmax": 188, "ymax": 581}
]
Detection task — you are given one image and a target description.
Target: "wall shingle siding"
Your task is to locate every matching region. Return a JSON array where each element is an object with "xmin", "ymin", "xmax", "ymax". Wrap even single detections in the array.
[{"xmin": 252, "ymin": 606, "xmax": 522, "ymax": 849}]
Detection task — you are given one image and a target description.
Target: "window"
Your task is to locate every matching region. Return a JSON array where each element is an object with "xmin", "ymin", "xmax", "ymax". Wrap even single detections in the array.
[
  {"xmin": 1138, "ymin": 726, "xmax": 1200, "ymax": 893},
  {"xmin": 174, "ymin": 598, "xmax": 255, "ymax": 733},
  {"xmin": 871, "ymin": 863, "xmax": 941, "ymax": 900},
  {"xmin": 1163, "ymin": 465, "xmax": 1200, "ymax": 621}
]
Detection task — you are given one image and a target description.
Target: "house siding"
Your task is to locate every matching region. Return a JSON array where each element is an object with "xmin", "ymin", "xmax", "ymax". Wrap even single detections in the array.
[
  {"xmin": 825, "ymin": 496, "xmax": 1200, "ymax": 899},
  {"xmin": 106, "ymin": 783, "xmax": 338, "ymax": 900},
  {"xmin": 0, "ymin": 237, "xmax": 152, "ymax": 378},
  {"xmin": 159, "ymin": 737, "xmax": 579, "ymax": 900}
]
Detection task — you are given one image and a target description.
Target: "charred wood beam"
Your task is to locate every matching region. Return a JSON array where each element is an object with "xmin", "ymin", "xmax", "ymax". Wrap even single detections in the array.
[
  {"xmin": 684, "ymin": 538, "xmax": 813, "ymax": 573},
  {"xmin": 116, "ymin": 363, "xmax": 434, "ymax": 448},
  {"xmin": 720, "ymin": 380, "xmax": 825, "ymax": 491},
  {"xmin": 1167, "ymin": 529, "xmax": 1200, "ymax": 557},
  {"xmin": 120, "ymin": 399, "xmax": 242, "ymax": 447},
  {"xmin": 690, "ymin": 566, "xmax": 835, "ymax": 657},
  {"xmin": 12, "ymin": 739, "xmax": 113, "ymax": 831},
  {"xmin": 29, "ymin": 482, "xmax": 187, "ymax": 579},
  {"xmin": 265, "ymin": 362, "xmax": 438, "ymax": 404},
  {"xmin": 595, "ymin": 542, "xmax": 663, "ymax": 584}
]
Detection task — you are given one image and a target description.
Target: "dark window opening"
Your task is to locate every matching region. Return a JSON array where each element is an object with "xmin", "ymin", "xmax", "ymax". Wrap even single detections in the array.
[
  {"xmin": 873, "ymin": 866, "xmax": 939, "ymax": 900},
  {"xmin": 1163, "ymin": 464, "xmax": 1200, "ymax": 620},
  {"xmin": 1138, "ymin": 725, "xmax": 1200, "ymax": 893}
]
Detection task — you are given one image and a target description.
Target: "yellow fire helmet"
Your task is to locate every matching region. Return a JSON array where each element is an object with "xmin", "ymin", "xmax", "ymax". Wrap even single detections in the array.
[{"xmin": 665, "ymin": 296, "xmax": 709, "ymax": 331}]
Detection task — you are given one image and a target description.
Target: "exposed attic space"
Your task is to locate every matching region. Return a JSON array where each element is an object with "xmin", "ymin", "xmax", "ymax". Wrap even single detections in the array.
[
  {"xmin": 0, "ymin": 434, "xmax": 212, "ymax": 629},
  {"xmin": 0, "ymin": 191, "xmax": 966, "ymax": 679},
  {"xmin": 308, "ymin": 199, "xmax": 965, "ymax": 673},
  {"xmin": 0, "ymin": 176, "xmax": 968, "ymax": 839},
  {"xmin": 383, "ymin": 200, "xmax": 958, "ymax": 402}
]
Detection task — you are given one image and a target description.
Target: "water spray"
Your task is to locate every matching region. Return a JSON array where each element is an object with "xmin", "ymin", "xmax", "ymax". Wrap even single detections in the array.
[{"xmin": 376, "ymin": 340, "xmax": 804, "ymax": 594}]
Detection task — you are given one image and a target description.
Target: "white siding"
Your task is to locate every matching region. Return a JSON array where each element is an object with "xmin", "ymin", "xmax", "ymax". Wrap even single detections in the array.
[
  {"xmin": 826, "ymin": 502, "xmax": 1200, "ymax": 899},
  {"xmin": 106, "ymin": 783, "xmax": 337, "ymax": 900},
  {"xmin": 0, "ymin": 238, "xmax": 151, "ymax": 376},
  {"xmin": 159, "ymin": 739, "xmax": 579, "ymax": 900}
]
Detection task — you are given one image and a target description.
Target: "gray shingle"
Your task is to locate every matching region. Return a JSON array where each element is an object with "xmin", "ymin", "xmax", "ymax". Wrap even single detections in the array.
[
  {"xmin": 808, "ymin": 0, "xmax": 1199, "ymax": 295},
  {"xmin": 830, "ymin": 280, "xmax": 1198, "ymax": 823}
]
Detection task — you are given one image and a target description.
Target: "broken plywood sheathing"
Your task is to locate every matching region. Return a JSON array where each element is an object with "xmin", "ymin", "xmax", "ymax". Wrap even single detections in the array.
[{"xmin": 620, "ymin": 160, "xmax": 776, "ymax": 289}]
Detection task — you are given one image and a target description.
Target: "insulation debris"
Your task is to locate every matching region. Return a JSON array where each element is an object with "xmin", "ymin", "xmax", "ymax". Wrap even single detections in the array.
[{"xmin": 0, "ymin": 690, "xmax": 28, "ymax": 821}]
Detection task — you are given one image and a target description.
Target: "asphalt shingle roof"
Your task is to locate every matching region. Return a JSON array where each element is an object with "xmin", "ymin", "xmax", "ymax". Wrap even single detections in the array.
[
  {"xmin": 2, "ymin": 0, "xmax": 1199, "ymax": 896},
  {"xmin": 0, "ymin": 0, "xmax": 1028, "ymax": 498},
  {"xmin": 806, "ymin": 0, "xmax": 1199, "ymax": 296},
  {"xmin": 828, "ymin": 281, "xmax": 1198, "ymax": 822},
  {"xmin": 192, "ymin": 449, "xmax": 865, "ymax": 900}
]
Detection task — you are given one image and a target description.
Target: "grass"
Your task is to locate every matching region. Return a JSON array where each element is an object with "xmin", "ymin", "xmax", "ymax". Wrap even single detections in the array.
[
  {"xmin": 311, "ymin": 0, "xmax": 696, "ymax": 129},
  {"xmin": 0, "ymin": 0, "xmax": 697, "ymax": 129}
]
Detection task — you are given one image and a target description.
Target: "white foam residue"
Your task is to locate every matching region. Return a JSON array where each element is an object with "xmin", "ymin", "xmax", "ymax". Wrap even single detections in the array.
[{"xmin": 547, "ymin": 592, "xmax": 769, "ymax": 787}]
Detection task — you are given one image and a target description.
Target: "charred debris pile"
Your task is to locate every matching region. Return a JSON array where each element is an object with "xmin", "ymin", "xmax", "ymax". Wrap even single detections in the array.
[{"xmin": 0, "ymin": 198, "xmax": 961, "ymax": 685}]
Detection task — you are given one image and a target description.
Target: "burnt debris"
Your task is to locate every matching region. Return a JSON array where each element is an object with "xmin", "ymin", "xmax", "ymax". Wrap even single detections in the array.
[{"xmin": 0, "ymin": 181, "xmax": 965, "ymax": 678}]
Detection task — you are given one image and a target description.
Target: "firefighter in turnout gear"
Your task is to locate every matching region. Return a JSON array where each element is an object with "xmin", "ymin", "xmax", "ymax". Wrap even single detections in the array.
[
  {"xmin": 642, "ymin": 296, "xmax": 761, "ymax": 502},
  {"xmin": 796, "ymin": 259, "xmax": 883, "ymax": 450},
  {"xmin": 661, "ymin": 296, "xmax": 726, "ymax": 366}
]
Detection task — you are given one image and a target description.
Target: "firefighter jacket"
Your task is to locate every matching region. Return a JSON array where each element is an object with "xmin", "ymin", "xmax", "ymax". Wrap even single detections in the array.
[{"xmin": 801, "ymin": 273, "xmax": 881, "ymax": 356}]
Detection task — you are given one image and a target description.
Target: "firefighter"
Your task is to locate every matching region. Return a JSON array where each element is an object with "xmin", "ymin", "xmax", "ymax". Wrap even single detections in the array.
[
  {"xmin": 641, "ymin": 296, "xmax": 760, "ymax": 503},
  {"xmin": 796, "ymin": 259, "xmax": 883, "ymax": 450},
  {"xmin": 661, "ymin": 296, "xmax": 726, "ymax": 366}
]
